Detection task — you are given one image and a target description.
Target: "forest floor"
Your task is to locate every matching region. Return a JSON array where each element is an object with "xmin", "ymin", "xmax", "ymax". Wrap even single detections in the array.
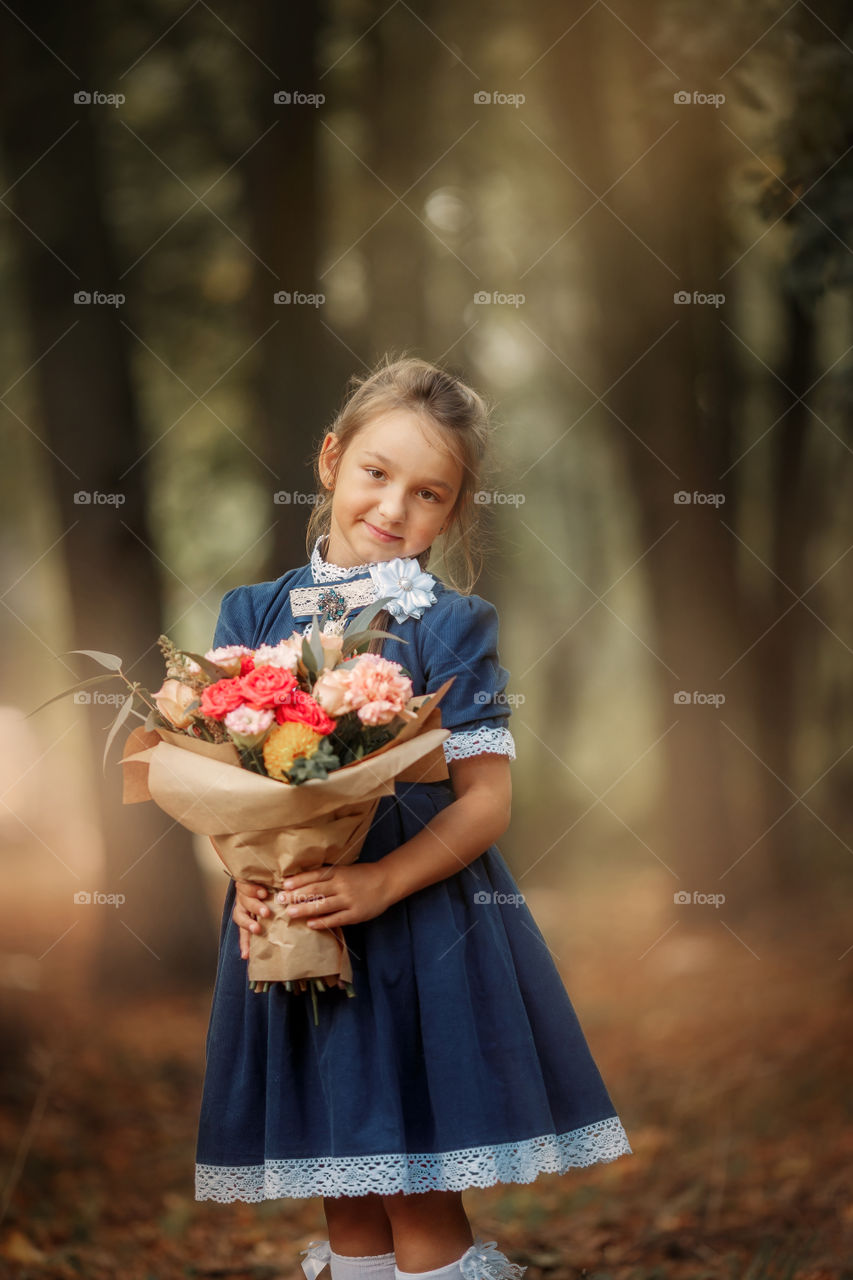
[{"xmin": 0, "ymin": 874, "xmax": 851, "ymax": 1280}]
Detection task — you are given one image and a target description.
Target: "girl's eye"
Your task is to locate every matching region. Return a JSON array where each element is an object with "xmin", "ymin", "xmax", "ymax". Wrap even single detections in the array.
[{"xmin": 365, "ymin": 468, "xmax": 439, "ymax": 502}]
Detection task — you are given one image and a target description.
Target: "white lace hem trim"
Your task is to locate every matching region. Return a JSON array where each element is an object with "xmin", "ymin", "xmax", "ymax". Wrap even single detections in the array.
[
  {"xmin": 443, "ymin": 725, "xmax": 516, "ymax": 762},
  {"xmin": 195, "ymin": 1115, "xmax": 632, "ymax": 1202}
]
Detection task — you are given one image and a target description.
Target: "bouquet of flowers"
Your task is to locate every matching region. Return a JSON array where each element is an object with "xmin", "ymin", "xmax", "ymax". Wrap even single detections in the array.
[{"xmin": 31, "ymin": 597, "xmax": 454, "ymax": 1023}]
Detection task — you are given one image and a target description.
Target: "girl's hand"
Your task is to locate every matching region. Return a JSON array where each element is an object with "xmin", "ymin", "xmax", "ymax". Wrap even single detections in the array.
[
  {"xmin": 278, "ymin": 863, "xmax": 392, "ymax": 930},
  {"xmin": 233, "ymin": 879, "xmax": 272, "ymax": 960}
]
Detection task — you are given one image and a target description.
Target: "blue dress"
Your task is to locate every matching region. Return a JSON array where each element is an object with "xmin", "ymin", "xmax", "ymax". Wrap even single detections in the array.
[{"xmin": 194, "ymin": 539, "xmax": 633, "ymax": 1201}]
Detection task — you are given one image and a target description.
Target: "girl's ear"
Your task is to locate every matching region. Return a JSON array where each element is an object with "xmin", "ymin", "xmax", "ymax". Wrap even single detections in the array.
[{"xmin": 318, "ymin": 432, "xmax": 341, "ymax": 489}]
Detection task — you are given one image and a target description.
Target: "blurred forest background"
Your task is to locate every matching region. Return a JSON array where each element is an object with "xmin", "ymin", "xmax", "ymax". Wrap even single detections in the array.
[{"xmin": 0, "ymin": 1, "xmax": 851, "ymax": 1278}]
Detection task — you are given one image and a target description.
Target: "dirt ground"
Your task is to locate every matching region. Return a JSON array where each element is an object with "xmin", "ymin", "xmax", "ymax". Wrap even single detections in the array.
[{"xmin": 0, "ymin": 874, "xmax": 851, "ymax": 1280}]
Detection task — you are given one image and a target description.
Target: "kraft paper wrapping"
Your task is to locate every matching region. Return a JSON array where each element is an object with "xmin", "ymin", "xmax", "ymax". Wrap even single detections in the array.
[{"xmin": 120, "ymin": 678, "xmax": 454, "ymax": 986}]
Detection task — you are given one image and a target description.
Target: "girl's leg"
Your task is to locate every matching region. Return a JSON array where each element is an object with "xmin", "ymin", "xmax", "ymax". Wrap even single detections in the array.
[
  {"xmin": 323, "ymin": 1192, "xmax": 396, "ymax": 1256},
  {"xmin": 381, "ymin": 1190, "xmax": 474, "ymax": 1272}
]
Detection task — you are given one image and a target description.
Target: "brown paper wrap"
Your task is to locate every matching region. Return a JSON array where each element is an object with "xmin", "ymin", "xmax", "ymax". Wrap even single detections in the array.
[{"xmin": 120, "ymin": 678, "xmax": 454, "ymax": 987}]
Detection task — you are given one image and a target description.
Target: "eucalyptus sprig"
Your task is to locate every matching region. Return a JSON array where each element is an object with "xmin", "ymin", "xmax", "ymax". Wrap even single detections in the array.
[{"xmin": 25, "ymin": 642, "xmax": 218, "ymax": 774}]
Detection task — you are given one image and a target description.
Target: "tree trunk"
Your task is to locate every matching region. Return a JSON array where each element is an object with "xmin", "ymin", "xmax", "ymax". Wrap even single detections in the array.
[
  {"xmin": 532, "ymin": 4, "xmax": 766, "ymax": 913},
  {"xmin": 0, "ymin": 1, "xmax": 215, "ymax": 990},
  {"xmin": 364, "ymin": 2, "xmax": 432, "ymax": 357},
  {"xmin": 244, "ymin": 0, "xmax": 337, "ymax": 578}
]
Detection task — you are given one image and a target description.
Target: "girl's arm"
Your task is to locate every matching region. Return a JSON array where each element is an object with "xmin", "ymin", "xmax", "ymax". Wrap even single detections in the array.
[
  {"xmin": 377, "ymin": 754, "xmax": 512, "ymax": 906},
  {"xmin": 232, "ymin": 756, "xmax": 512, "ymax": 936}
]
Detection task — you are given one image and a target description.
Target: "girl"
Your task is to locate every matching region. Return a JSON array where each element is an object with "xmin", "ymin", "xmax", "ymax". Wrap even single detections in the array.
[{"xmin": 196, "ymin": 355, "xmax": 632, "ymax": 1280}]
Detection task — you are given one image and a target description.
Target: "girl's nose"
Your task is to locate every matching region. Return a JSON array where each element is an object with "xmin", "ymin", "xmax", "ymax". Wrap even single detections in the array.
[{"xmin": 378, "ymin": 497, "xmax": 405, "ymax": 520}]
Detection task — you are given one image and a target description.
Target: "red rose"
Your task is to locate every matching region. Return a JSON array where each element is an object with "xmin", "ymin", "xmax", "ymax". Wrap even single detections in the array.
[
  {"xmin": 275, "ymin": 688, "xmax": 336, "ymax": 735},
  {"xmin": 200, "ymin": 678, "xmax": 246, "ymax": 720},
  {"xmin": 239, "ymin": 664, "xmax": 297, "ymax": 710},
  {"xmin": 239, "ymin": 654, "xmax": 256, "ymax": 676}
]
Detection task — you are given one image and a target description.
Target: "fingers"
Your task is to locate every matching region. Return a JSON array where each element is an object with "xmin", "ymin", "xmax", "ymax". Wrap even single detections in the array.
[
  {"xmin": 282, "ymin": 889, "xmax": 336, "ymax": 918},
  {"xmin": 280, "ymin": 865, "xmax": 335, "ymax": 892},
  {"xmin": 238, "ymin": 924, "xmax": 250, "ymax": 960},
  {"xmin": 235, "ymin": 879, "xmax": 270, "ymax": 905},
  {"xmin": 233, "ymin": 901, "xmax": 266, "ymax": 934},
  {"xmin": 235, "ymin": 887, "xmax": 271, "ymax": 920}
]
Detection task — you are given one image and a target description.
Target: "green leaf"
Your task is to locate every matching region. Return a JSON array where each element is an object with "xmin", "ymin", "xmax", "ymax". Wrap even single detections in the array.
[
  {"xmin": 308, "ymin": 612, "xmax": 325, "ymax": 671},
  {"xmin": 301, "ymin": 630, "xmax": 318, "ymax": 677},
  {"xmin": 342, "ymin": 596, "xmax": 395, "ymax": 639},
  {"xmin": 102, "ymin": 692, "xmax": 137, "ymax": 773},
  {"xmin": 65, "ymin": 649, "xmax": 123, "ymax": 671},
  {"xmin": 341, "ymin": 628, "xmax": 409, "ymax": 657},
  {"xmin": 26, "ymin": 672, "xmax": 123, "ymax": 718},
  {"xmin": 179, "ymin": 651, "xmax": 233, "ymax": 680}
]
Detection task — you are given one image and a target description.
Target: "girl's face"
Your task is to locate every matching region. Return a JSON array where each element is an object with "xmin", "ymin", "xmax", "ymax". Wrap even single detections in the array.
[{"xmin": 318, "ymin": 409, "xmax": 463, "ymax": 567}]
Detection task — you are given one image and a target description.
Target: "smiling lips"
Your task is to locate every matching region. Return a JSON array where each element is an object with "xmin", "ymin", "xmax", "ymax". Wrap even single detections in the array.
[{"xmin": 364, "ymin": 521, "xmax": 401, "ymax": 541}]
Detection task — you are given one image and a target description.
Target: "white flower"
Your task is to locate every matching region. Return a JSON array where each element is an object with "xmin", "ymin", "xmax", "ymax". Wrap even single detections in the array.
[
  {"xmin": 368, "ymin": 557, "xmax": 437, "ymax": 621},
  {"xmin": 253, "ymin": 637, "xmax": 303, "ymax": 671}
]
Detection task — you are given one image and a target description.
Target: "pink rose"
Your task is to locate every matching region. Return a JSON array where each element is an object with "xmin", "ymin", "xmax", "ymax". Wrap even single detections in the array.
[
  {"xmin": 200, "ymin": 678, "xmax": 247, "ymax": 720},
  {"xmin": 275, "ymin": 689, "xmax": 336, "ymax": 734},
  {"xmin": 153, "ymin": 679, "xmax": 199, "ymax": 729},
  {"xmin": 312, "ymin": 668, "xmax": 354, "ymax": 717},
  {"xmin": 238, "ymin": 664, "xmax": 297, "ymax": 710}
]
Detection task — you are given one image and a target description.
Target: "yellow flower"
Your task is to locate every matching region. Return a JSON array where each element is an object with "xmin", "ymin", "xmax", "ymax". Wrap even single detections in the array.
[{"xmin": 262, "ymin": 721, "xmax": 324, "ymax": 781}]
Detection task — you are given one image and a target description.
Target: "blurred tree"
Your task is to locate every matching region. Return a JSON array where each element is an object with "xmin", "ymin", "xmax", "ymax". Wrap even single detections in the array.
[
  {"xmin": 526, "ymin": 2, "xmax": 742, "ymax": 905},
  {"xmin": 745, "ymin": 0, "xmax": 853, "ymax": 891},
  {"xmin": 0, "ymin": 0, "xmax": 215, "ymax": 989},
  {"xmin": 527, "ymin": 0, "xmax": 853, "ymax": 913},
  {"xmin": 244, "ymin": 1, "xmax": 335, "ymax": 573}
]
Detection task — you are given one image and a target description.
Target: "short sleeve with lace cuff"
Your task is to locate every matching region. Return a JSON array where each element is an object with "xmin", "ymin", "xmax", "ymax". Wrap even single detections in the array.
[{"xmin": 417, "ymin": 590, "xmax": 516, "ymax": 763}]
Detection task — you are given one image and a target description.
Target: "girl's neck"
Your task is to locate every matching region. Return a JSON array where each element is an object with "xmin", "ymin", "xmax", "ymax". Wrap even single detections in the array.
[{"xmin": 312, "ymin": 533, "xmax": 429, "ymax": 580}]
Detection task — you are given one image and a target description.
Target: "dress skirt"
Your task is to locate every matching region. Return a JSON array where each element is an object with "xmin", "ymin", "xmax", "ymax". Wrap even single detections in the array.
[{"xmin": 195, "ymin": 778, "xmax": 633, "ymax": 1201}]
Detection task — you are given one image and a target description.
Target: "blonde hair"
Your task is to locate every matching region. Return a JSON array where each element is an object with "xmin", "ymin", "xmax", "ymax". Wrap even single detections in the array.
[
  {"xmin": 306, "ymin": 352, "xmax": 497, "ymax": 653},
  {"xmin": 306, "ymin": 353, "xmax": 494, "ymax": 578}
]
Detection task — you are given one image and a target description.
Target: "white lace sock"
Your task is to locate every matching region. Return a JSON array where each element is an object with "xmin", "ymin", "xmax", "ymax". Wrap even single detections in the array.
[
  {"xmin": 395, "ymin": 1260, "xmax": 460, "ymax": 1280},
  {"xmin": 395, "ymin": 1238, "xmax": 527, "ymax": 1280},
  {"xmin": 300, "ymin": 1239, "xmax": 396, "ymax": 1280},
  {"xmin": 331, "ymin": 1247, "xmax": 396, "ymax": 1280}
]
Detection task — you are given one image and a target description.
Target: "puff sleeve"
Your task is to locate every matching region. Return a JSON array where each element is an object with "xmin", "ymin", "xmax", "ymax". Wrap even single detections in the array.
[
  {"xmin": 211, "ymin": 586, "xmax": 254, "ymax": 649},
  {"xmin": 418, "ymin": 591, "xmax": 517, "ymax": 763}
]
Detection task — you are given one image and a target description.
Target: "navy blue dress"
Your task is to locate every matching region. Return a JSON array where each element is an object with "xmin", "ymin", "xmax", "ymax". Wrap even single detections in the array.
[{"xmin": 194, "ymin": 542, "xmax": 633, "ymax": 1201}]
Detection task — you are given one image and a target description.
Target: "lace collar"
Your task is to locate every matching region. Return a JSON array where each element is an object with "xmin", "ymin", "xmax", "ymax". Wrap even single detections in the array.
[{"xmin": 310, "ymin": 534, "xmax": 380, "ymax": 584}]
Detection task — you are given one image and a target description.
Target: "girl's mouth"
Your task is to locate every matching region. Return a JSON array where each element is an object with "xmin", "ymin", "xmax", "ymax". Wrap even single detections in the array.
[{"xmin": 364, "ymin": 521, "xmax": 402, "ymax": 542}]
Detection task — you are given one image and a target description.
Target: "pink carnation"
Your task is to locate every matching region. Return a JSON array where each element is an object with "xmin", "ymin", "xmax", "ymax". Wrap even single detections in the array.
[{"xmin": 342, "ymin": 653, "xmax": 412, "ymax": 726}]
